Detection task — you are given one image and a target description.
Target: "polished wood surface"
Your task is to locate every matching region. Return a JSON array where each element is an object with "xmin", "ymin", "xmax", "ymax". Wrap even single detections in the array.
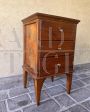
[
  {"xmin": 40, "ymin": 41, "xmax": 75, "ymax": 50},
  {"xmin": 22, "ymin": 13, "xmax": 80, "ymax": 105},
  {"xmin": 25, "ymin": 23, "xmax": 38, "ymax": 73},
  {"xmin": 34, "ymin": 78, "xmax": 45, "ymax": 105},
  {"xmin": 66, "ymin": 73, "xmax": 72, "ymax": 94},
  {"xmin": 41, "ymin": 20, "xmax": 76, "ymax": 41},
  {"xmin": 39, "ymin": 54, "xmax": 74, "ymax": 77},
  {"xmin": 22, "ymin": 13, "xmax": 80, "ymax": 24}
]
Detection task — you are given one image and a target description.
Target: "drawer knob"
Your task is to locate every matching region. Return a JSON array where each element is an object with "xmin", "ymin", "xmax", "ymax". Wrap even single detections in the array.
[
  {"xmin": 59, "ymin": 29, "xmax": 63, "ymax": 32},
  {"xmin": 58, "ymin": 47, "xmax": 62, "ymax": 50},
  {"xmin": 57, "ymin": 64, "xmax": 61, "ymax": 66}
]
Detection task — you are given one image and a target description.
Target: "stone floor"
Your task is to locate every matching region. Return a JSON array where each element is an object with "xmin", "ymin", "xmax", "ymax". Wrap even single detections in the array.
[{"xmin": 1, "ymin": 64, "xmax": 90, "ymax": 112}]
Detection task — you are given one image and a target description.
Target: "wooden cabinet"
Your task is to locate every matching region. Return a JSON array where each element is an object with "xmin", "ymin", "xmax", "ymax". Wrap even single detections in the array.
[{"xmin": 22, "ymin": 13, "xmax": 80, "ymax": 105}]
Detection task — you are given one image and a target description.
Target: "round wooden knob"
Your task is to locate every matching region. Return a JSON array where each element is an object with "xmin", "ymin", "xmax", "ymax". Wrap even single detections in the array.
[
  {"xmin": 58, "ymin": 47, "xmax": 62, "ymax": 50},
  {"xmin": 57, "ymin": 64, "xmax": 61, "ymax": 66},
  {"xmin": 59, "ymin": 29, "xmax": 63, "ymax": 32}
]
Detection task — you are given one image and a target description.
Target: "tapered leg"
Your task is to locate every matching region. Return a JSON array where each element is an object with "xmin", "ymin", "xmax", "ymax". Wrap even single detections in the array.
[
  {"xmin": 34, "ymin": 78, "xmax": 45, "ymax": 106},
  {"xmin": 23, "ymin": 70, "xmax": 28, "ymax": 88},
  {"xmin": 51, "ymin": 76, "xmax": 54, "ymax": 82},
  {"xmin": 66, "ymin": 73, "xmax": 72, "ymax": 94}
]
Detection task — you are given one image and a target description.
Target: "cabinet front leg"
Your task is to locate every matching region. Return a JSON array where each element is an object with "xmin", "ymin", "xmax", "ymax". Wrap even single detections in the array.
[
  {"xmin": 51, "ymin": 76, "xmax": 54, "ymax": 82},
  {"xmin": 23, "ymin": 70, "xmax": 28, "ymax": 88},
  {"xmin": 66, "ymin": 73, "xmax": 72, "ymax": 94},
  {"xmin": 34, "ymin": 78, "xmax": 45, "ymax": 106}
]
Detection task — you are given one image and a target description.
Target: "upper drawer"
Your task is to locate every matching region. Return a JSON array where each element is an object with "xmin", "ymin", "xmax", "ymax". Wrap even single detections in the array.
[
  {"xmin": 40, "ymin": 20, "xmax": 76, "ymax": 41},
  {"xmin": 40, "ymin": 40, "xmax": 75, "ymax": 51}
]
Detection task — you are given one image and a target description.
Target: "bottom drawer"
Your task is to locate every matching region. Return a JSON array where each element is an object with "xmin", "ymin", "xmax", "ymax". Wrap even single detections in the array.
[{"xmin": 38, "ymin": 54, "xmax": 74, "ymax": 77}]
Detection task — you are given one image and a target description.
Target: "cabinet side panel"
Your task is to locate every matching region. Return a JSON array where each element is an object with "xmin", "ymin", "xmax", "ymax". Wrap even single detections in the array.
[{"xmin": 25, "ymin": 22, "xmax": 38, "ymax": 73}]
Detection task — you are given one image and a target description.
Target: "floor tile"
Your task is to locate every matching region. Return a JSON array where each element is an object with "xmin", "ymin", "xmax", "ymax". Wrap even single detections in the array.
[
  {"xmin": 7, "ymin": 94, "xmax": 32, "ymax": 111},
  {"xmin": 9, "ymin": 86, "xmax": 29, "ymax": 97},
  {"xmin": 28, "ymin": 79, "xmax": 34, "ymax": 86},
  {"xmin": 63, "ymin": 79, "xmax": 85, "ymax": 91},
  {"xmin": 28, "ymin": 84, "xmax": 46, "ymax": 93},
  {"xmin": 78, "ymin": 73, "xmax": 89, "ymax": 79},
  {"xmin": 0, "ymin": 90, "xmax": 8, "ymax": 101},
  {"xmin": 74, "ymin": 69, "xmax": 89, "ymax": 75},
  {"xmin": 63, "ymin": 105, "xmax": 89, "ymax": 112},
  {"xmin": 81, "ymin": 99, "xmax": 90, "ymax": 110},
  {"xmin": 70, "ymin": 87, "xmax": 90, "ymax": 102},
  {"xmin": 60, "ymin": 75, "xmax": 79, "ymax": 84},
  {"xmin": 0, "ymin": 101, "xmax": 7, "ymax": 112},
  {"xmin": 23, "ymin": 99, "xmax": 60, "ymax": 112},
  {"xmin": 72, "ymin": 80, "xmax": 84, "ymax": 90},
  {"xmin": 0, "ymin": 75, "xmax": 22, "ymax": 90},
  {"xmin": 82, "ymin": 77, "xmax": 90, "ymax": 84},
  {"xmin": 46, "ymin": 85, "xmax": 65, "ymax": 96},
  {"xmin": 14, "ymin": 110, "xmax": 22, "ymax": 112},
  {"xmin": 54, "ymin": 75, "xmax": 66, "ymax": 80},
  {"xmin": 30, "ymin": 90, "xmax": 50, "ymax": 103},
  {"xmin": 86, "ymin": 85, "xmax": 90, "ymax": 90},
  {"xmin": 55, "ymin": 93, "xmax": 75, "ymax": 110},
  {"xmin": 72, "ymin": 75, "xmax": 80, "ymax": 81},
  {"xmin": 58, "ymin": 76, "xmax": 66, "ymax": 84},
  {"xmin": 85, "ymin": 71, "xmax": 90, "ymax": 74},
  {"xmin": 45, "ymin": 77, "xmax": 64, "ymax": 88}
]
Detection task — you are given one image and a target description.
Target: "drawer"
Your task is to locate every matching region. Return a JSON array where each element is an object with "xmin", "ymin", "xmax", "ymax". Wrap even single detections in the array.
[
  {"xmin": 38, "ymin": 54, "xmax": 74, "ymax": 77},
  {"xmin": 40, "ymin": 40, "xmax": 75, "ymax": 51},
  {"xmin": 40, "ymin": 20, "xmax": 76, "ymax": 41}
]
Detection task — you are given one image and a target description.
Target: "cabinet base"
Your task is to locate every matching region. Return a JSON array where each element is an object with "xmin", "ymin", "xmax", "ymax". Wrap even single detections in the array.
[{"xmin": 23, "ymin": 69, "xmax": 72, "ymax": 105}]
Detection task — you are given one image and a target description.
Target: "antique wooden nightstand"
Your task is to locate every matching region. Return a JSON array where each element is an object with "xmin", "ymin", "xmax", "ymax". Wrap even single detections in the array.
[{"xmin": 22, "ymin": 13, "xmax": 80, "ymax": 105}]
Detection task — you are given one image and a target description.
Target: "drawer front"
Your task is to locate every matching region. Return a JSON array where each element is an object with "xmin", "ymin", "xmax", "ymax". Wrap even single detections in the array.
[
  {"xmin": 40, "ymin": 20, "xmax": 76, "ymax": 41},
  {"xmin": 38, "ymin": 54, "xmax": 74, "ymax": 77},
  {"xmin": 40, "ymin": 41, "xmax": 75, "ymax": 51}
]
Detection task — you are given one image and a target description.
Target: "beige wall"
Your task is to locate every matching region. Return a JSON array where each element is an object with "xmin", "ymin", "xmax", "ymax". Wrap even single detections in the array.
[{"xmin": 0, "ymin": 0, "xmax": 90, "ymax": 77}]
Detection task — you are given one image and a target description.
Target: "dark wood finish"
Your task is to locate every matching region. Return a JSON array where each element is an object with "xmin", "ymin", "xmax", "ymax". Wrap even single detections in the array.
[
  {"xmin": 23, "ymin": 70, "xmax": 28, "ymax": 88},
  {"xmin": 39, "ymin": 54, "xmax": 74, "ymax": 77},
  {"xmin": 22, "ymin": 13, "xmax": 80, "ymax": 105},
  {"xmin": 66, "ymin": 73, "xmax": 72, "ymax": 94},
  {"xmin": 40, "ymin": 41, "xmax": 75, "ymax": 51},
  {"xmin": 34, "ymin": 78, "xmax": 45, "ymax": 105},
  {"xmin": 22, "ymin": 13, "xmax": 80, "ymax": 24},
  {"xmin": 40, "ymin": 20, "xmax": 76, "ymax": 41},
  {"xmin": 39, "ymin": 51, "xmax": 74, "ymax": 58}
]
